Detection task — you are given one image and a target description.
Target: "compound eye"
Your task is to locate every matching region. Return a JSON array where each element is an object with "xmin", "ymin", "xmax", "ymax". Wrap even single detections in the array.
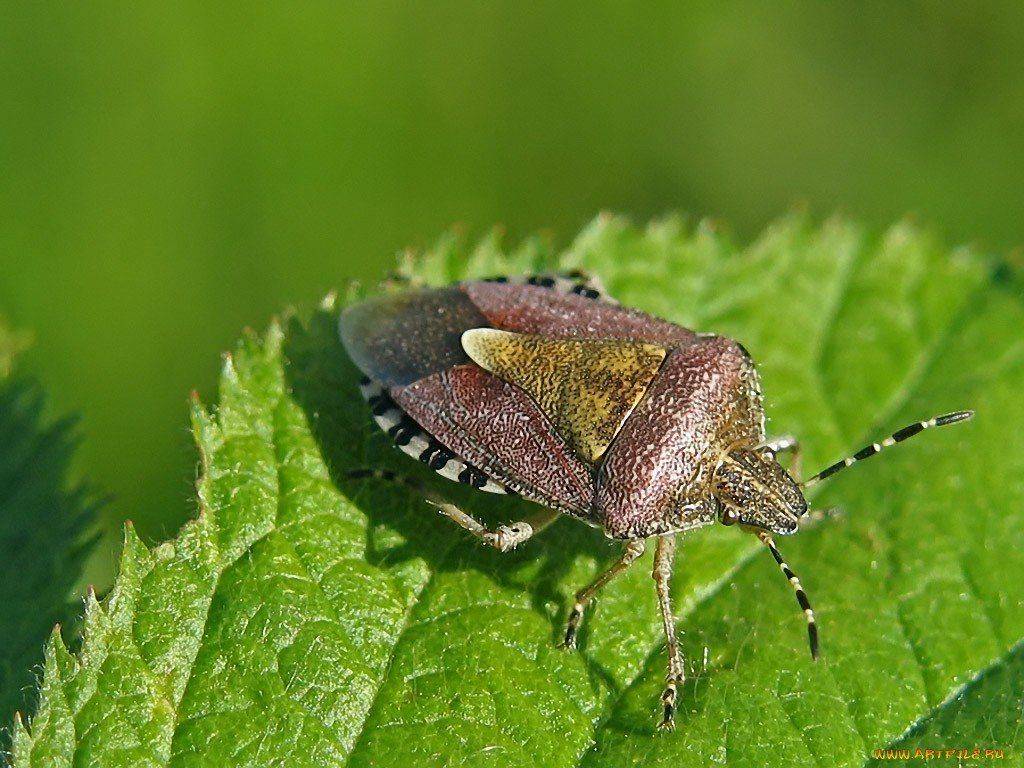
[{"xmin": 721, "ymin": 507, "xmax": 739, "ymax": 526}]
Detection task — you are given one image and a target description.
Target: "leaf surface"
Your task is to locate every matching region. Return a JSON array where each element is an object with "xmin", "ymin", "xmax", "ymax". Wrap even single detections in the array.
[{"xmin": 13, "ymin": 216, "xmax": 1024, "ymax": 767}]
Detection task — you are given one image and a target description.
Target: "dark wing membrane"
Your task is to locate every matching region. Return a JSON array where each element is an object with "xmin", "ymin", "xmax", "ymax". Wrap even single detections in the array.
[
  {"xmin": 339, "ymin": 287, "xmax": 488, "ymax": 387},
  {"xmin": 392, "ymin": 365, "xmax": 596, "ymax": 517},
  {"xmin": 463, "ymin": 281, "xmax": 700, "ymax": 346}
]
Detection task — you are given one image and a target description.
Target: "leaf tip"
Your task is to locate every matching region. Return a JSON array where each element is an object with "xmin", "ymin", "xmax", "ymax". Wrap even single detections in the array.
[
  {"xmin": 43, "ymin": 631, "xmax": 63, "ymax": 672},
  {"xmin": 189, "ymin": 396, "xmax": 216, "ymax": 448},
  {"xmin": 119, "ymin": 519, "xmax": 150, "ymax": 568},
  {"xmin": 10, "ymin": 709, "xmax": 31, "ymax": 765},
  {"xmin": 220, "ymin": 351, "xmax": 237, "ymax": 381},
  {"xmin": 320, "ymin": 291, "xmax": 338, "ymax": 310},
  {"xmin": 267, "ymin": 318, "xmax": 285, "ymax": 348}
]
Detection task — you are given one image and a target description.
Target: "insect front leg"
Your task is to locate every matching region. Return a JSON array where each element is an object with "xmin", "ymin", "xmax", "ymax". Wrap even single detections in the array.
[
  {"xmin": 798, "ymin": 505, "xmax": 843, "ymax": 530},
  {"xmin": 560, "ymin": 538, "xmax": 646, "ymax": 650},
  {"xmin": 760, "ymin": 434, "xmax": 802, "ymax": 479},
  {"xmin": 653, "ymin": 534, "xmax": 684, "ymax": 731}
]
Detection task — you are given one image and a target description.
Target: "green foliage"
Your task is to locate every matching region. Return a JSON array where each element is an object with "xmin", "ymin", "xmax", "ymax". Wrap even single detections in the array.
[
  {"xmin": 865, "ymin": 643, "xmax": 1024, "ymax": 765},
  {"xmin": 12, "ymin": 216, "xmax": 1024, "ymax": 766},
  {"xmin": 0, "ymin": 322, "xmax": 95, "ymax": 749}
]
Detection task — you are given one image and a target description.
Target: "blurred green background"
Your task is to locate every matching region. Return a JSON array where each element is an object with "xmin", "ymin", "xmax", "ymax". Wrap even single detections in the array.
[{"xmin": 2, "ymin": 2, "xmax": 1022, "ymax": 584}]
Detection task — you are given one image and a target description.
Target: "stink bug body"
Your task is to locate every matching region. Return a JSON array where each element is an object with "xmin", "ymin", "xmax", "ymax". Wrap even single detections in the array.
[{"xmin": 339, "ymin": 272, "xmax": 973, "ymax": 731}]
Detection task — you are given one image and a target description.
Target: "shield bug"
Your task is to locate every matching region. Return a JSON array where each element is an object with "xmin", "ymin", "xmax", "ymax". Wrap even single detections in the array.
[{"xmin": 339, "ymin": 272, "xmax": 973, "ymax": 731}]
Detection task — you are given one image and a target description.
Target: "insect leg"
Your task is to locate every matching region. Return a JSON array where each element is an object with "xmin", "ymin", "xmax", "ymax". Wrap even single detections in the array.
[
  {"xmin": 756, "ymin": 530, "xmax": 819, "ymax": 660},
  {"xmin": 346, "ymin": 468, "xmax": 557, "ymax": 552},
  {"xmin": 653, "ymin": 534, "xmax": 684, "ymax": 731},
  {"xmin": 761, "ymin": 435, "xmax": 799, "ymax": 454},
  {"xmin": 428, "ymin": 494, "xmax": 559, "ymax": 552},
  {"xmin": 560, "ymin": 538, "xmax": 646, "ymax": 650},
  {"xmin": 760, "ymin": 434, "xmax": 802, "ymax": 479},
  {"xmin": 798, "ymin": 505, "xmax": 843, "ymax": 531}
]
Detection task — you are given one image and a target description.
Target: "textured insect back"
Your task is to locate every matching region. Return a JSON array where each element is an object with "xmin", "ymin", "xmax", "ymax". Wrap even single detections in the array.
[
  {"xmin": 734, "ymin": 343, "xmax": 766, "ymax": 441},
  {"xmin": 801, "ymin": 411, "xmax": 974, "ymax": 489}
]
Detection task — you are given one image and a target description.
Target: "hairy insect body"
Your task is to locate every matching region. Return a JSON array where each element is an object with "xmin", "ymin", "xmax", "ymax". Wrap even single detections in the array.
[{"xmin": 340, "ymin": 272, "xmax": 972, "ymax": 731}]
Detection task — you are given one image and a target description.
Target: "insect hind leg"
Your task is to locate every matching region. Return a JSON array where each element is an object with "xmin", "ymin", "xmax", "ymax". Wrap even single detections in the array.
[
  {"xmin": 346, "ymin": 468, "xmax": 558, "ymax": 552},
  {"xmin": 427, "ymin": 492, "xmax": 559, "ymax": 552}
]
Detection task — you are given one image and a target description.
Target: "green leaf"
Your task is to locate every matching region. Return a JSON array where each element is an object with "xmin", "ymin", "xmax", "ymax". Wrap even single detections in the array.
[
  {"xmin": 13, "ymin": 215, "xmax": 1024, "ymax": 767},
  {"xmin": 0, "ymin": 320, "xmax": 96, "ymax": 749},
  {"xmin": 865, "ymin": 642, "xmax": 1024, "ymax": 765}
]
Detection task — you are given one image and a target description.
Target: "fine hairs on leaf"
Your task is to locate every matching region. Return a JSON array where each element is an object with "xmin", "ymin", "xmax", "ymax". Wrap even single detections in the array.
[{"xmin": 11, "ymin": 215, "xmax": 1024, "ymax": 767}]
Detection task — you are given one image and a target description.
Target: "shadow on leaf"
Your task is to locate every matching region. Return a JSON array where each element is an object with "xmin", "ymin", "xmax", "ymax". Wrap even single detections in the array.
[
  {"xmin": 0, "ymin": 375, "xmax": 98, "ymax": 749},
  {"xmin": 283, "ymin": 305, "xmax": 628, "ymax": 703}
]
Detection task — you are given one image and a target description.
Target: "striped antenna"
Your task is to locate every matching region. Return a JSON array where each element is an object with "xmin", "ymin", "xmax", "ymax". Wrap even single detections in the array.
[
  {"xmin": 757, "ymin": 531, "xmax": 818, "ymax": 660},
  {"xmin": 801, "ymin": 410, "xmax": 974, "ymax": 489}
]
